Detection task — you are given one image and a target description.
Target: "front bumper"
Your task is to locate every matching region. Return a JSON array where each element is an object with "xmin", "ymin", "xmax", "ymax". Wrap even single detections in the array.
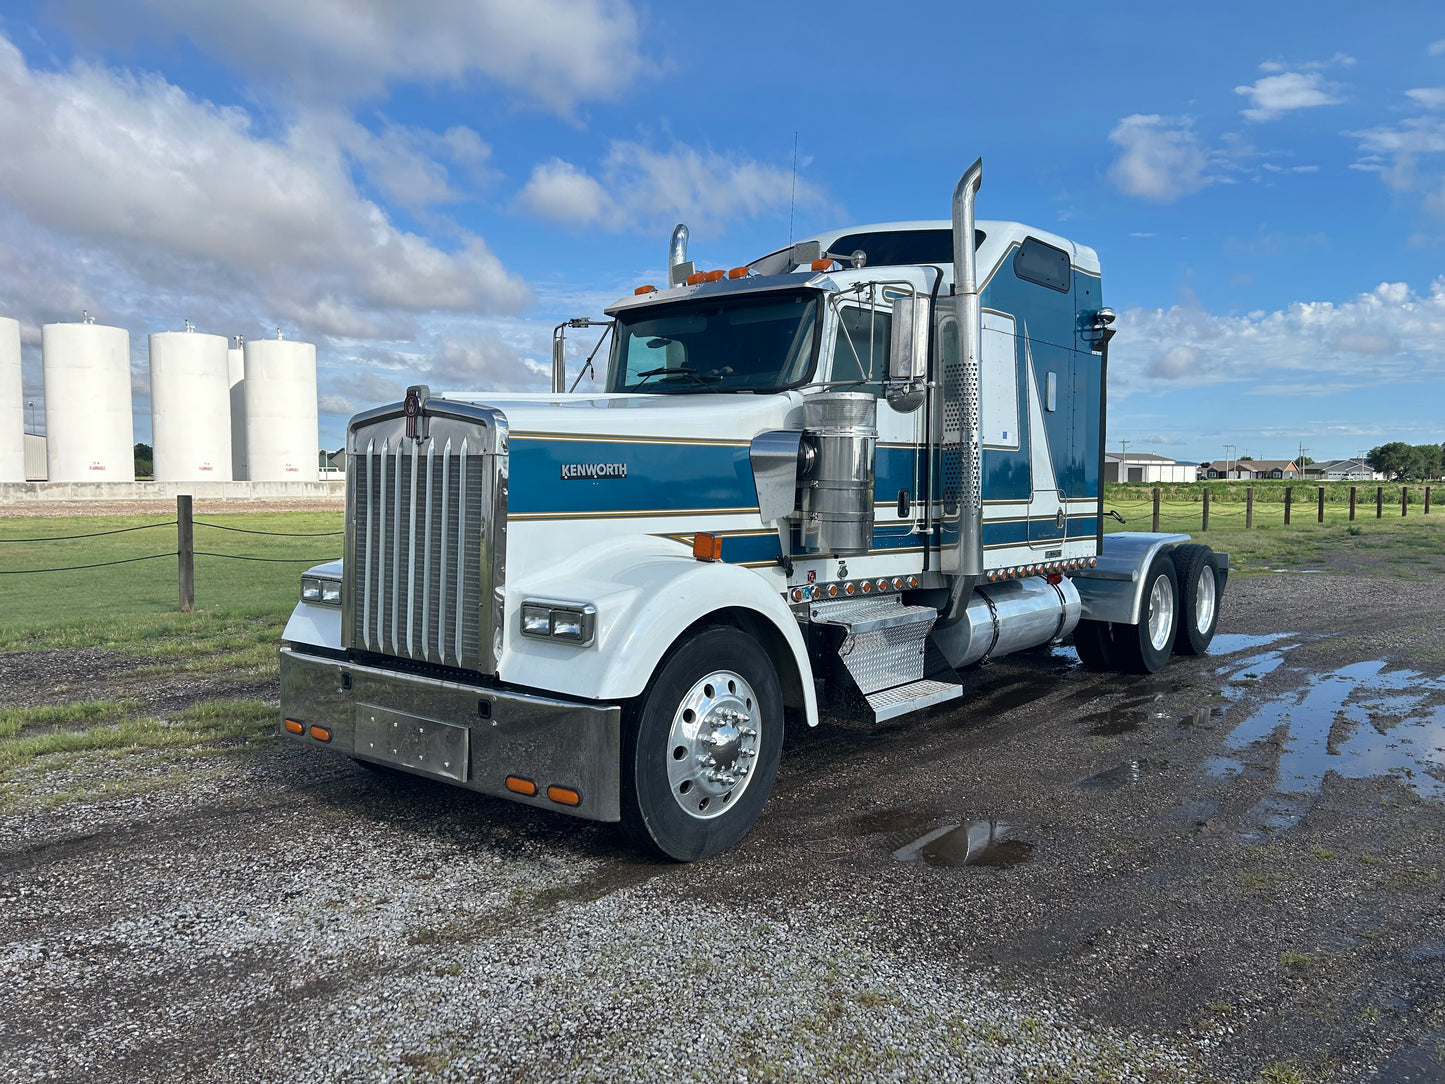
[{"xmin": 280, "ymin": 646, "xmax": 622, "ymax": 822}]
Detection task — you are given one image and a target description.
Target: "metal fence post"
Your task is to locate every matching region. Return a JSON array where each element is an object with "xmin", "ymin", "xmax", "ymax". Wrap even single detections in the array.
[
  {"xmin": 1377, "ymin": 486, "xmax": 1384, "ymax": 519},
  {"xmin": 1202, "ymin": 487, "xmax": 1210, "ymax": 532},
  {"xmin": 1246, "ymin": 486, "xmax": 1254, "ymax": 530},
  {"xmin": 1284, "ymin": 486, "xmax": 1292, "ymax": 526},
  {"xmin": 178, "ymin": 494, "xmax": 194, "ymax": 613},
  {"xmin": 1402, "ymin": 486, "xmax": 1409, "ymax": 518},
  {"xmin": 1317, "ymin": 486, "xmax": 1325, "ymax": 524},
  {"xmin": 1349, "ymin": 486, "xmax": 1356, "ymax": 521},
  {"xmin": 1152, "ymin": 487, "xmax": 1161, "ymax": 532}
]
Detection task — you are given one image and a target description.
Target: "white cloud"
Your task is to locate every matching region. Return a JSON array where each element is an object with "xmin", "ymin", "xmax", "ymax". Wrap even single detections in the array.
[
  {"xmin": 1430, "ymin": 40, "xmax": 1445, "ymax": 56},
  {"xmin": 1406, "ymin": 88, "xmax": 1445, "ymax": 110},
  {"xmin": 1235, "ymin": 72, "xmax": 1344, "ymax": 121},
  {"xmin": 0, "ymin": 34, "xmax": 529, "ymax": 322},
  {"xmin": 1106, "ymin": 115, "xmax": 1210, "ymax": 202},
  {"xmin": 54, "ymin": 0, "xmax": 643, "ymax": 114},
  {"xmin": 1349, "ymin": 115, "xmax": 1445, "ymax": 193},
  {"xmin": 517, "ymin": 142, "xmax": 826, "ymax": 232},
  {"xmin": 1112, "ymin": 280, "xmax": 1445, "ymax": 395}
]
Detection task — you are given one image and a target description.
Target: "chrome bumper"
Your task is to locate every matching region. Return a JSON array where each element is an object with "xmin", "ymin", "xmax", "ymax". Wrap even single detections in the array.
[{"xmin": 279, "ymin": 646, "xmax": 622, "ymax": 822}]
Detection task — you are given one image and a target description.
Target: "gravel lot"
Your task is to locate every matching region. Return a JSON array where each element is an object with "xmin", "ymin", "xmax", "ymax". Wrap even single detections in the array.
[{"xmin": 2, "ymin": 568, "xmax": 1444, "ymax": 1083}]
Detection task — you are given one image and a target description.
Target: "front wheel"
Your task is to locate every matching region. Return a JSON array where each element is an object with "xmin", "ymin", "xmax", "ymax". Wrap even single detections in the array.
[
  {"xmin": 621, "ymin": 626, "xmax": 784, "ymax": 861},
  {"xmin": 1113, "ymin": 553, "xmax": 1179, "ymax": 674}
]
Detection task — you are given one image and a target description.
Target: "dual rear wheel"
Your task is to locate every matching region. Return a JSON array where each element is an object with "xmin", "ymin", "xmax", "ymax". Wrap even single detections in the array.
[{"xmin": 1074, "ymin": 544, "xmax": 1221, "ymax": 674}]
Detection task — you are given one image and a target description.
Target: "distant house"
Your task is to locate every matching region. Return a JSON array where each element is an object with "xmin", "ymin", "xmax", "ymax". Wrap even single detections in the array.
[
  {"xmin": 1201, "ymin": 459, "xmax": 1299, "ymax": 480},
  {"xmin": 1303, "ymin": 458, "xmax": 1381, "ymax": 482},
  {"xmin": 1199, "ymin": 461, "xmax": 1251, "ymax": 480},
  {"xmin": 1104, "ymin": 451, "xmax": 1195, "ymax": 483}
]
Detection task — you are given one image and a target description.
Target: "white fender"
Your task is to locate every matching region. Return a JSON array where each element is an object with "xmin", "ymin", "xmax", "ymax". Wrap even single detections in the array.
[{"xmin": 500, "ymin": 535, "xmax": 819, "ymax": 725}]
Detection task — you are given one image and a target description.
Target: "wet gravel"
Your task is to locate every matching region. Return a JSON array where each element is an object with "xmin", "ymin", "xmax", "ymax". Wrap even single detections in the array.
[{"xmin": 3, "ymin": 569, "xmax": 1444, "ymax": 1082}]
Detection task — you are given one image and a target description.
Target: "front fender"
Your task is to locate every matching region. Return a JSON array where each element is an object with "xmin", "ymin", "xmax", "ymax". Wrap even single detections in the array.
[{"xmin": 500, "ymin": 535, "xmax": 818, "ymax": 725}]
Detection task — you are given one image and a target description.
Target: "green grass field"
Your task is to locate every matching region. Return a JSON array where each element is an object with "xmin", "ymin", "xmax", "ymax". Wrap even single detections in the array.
[{"xmin": 0, "ymin": 510, "xmax": 343, "ymax": 655}]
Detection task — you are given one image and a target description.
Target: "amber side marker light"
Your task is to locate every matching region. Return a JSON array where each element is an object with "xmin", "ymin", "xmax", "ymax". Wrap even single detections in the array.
[
  {"xmin": 308, "ymin": 725, "xmax": 331, "ymax": 743},
  {"xmin": 283, "ymin": 719, "xmax": 304, "ymax": 734},
  {"xmin": 692, "ymin": 532, "xmax": 722, "ymax": 561},
  {"xmin": 810, "ymin": 258, "xmax": 833, "ymax": 271},
  {"xmin": 505, "ymin": 776, "xmax": 537, "ymax": 796},
  {"xmin": 547, "ymin": 785, "xmax": 582, "ymax": 807}
]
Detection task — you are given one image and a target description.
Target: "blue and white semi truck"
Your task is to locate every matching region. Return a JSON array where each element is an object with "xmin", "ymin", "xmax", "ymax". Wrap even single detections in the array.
[{"xmin": 279, "ymin": 160, "xmax": 1226, "ymax": 860}]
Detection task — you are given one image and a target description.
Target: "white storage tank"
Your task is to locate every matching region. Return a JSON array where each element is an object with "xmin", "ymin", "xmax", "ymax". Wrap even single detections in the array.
[
  {"xmin": 0, "ymin": 317, "xmax": 22, "ymax": 482},
  {"xmin": 244, "ymin": 332, "xmax": 318, "ymax": 482},
  {"xmin": 42, "ymin": 316, "xmax": 135, "ymax": 482},
  {"xmin": 149, "ymin": 325, "xmax": 232, "ymax": 481},
  {"xmin": 228, "ymin": 336, "xmax": 247, "ymax": 480}
]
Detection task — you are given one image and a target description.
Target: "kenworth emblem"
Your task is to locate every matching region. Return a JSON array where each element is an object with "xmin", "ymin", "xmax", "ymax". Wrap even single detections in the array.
[
  {"xmin": 561, "ymin": 462, "xmax": 627, "ymax": 480},
  {"xmin": 403, "ymin": 384, "xmax": 430, "ymax": 441}
]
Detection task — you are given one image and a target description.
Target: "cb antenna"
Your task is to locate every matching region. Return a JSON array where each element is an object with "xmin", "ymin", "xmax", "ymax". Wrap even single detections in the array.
[{"xmin": 788, "ymin": 131, "xmax": 798, "ymax": 246}]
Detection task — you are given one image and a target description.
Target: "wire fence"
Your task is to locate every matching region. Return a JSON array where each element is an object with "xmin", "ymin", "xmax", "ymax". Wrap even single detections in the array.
[{"xmin": 1106, "ymin": 483, "xmax": 1436, "ymax": 534}]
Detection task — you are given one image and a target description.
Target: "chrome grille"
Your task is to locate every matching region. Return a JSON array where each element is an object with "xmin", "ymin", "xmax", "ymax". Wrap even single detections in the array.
[{"xmin": 344, "ymin": 401, "xmax": 507, "ymax": 673}]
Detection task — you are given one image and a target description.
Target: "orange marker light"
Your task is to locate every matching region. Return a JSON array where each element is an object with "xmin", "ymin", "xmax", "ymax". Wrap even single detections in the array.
[
  {"xmin": 634, "ymin": 284, "xmax": 656, "ymax": 295},
  {"xmin": 703, "ymin": 269, "xmax": 726, "ymax": 282},
  {"xmin": 284, "ymin": 718, "xmax": 303, "ymax": 734},
  {"xmin": 309, "ymin": 725, "xmax": 331, "ymax": 742},
  {"xmin": 547, "ymin": 785, "xmax": 582, "ymax": 807},
  {"xmin": 728, "ymin": 266, "xmax": 749, "ymax": 279},
  {"xmin": 505, "ymin": 776, "xmax": 537, "ymax": 796},
  {"xmin": 810, "ymin": 258, "xmax": 833, "ymax": 271},
  {"xmin": 685, "ymin": 272, "xmax": 705, "ymax": 286},
  {"xmin": 827, "ymin": 584, "xmax": 838, "ymax": 597},
  {"xmin": 692, "ymin": 533, "xmax": 723, "ymax": 561}
]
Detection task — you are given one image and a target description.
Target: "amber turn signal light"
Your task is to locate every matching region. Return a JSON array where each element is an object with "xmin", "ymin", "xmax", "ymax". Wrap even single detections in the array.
[
  {"xmin": 505, "ymin": 775, "xmax": 537, "ymax": 796},
  {"xmin": 283, "ymin": 718, "xmax": 304, "ymax": 734},
  {"xmin": 547, "ymin": 785, "xmax": 582, "ymax": 807},
  {"xmin": 692, "ymin": 532, "xmax": 722, "ymax": 561},
  {"xmin": 308, "ymin": 725, "xmax": 331, "ymax": 742},
  {"xmin": 810, "ymin": 258, "xmax": 833, "ymax": 271}
]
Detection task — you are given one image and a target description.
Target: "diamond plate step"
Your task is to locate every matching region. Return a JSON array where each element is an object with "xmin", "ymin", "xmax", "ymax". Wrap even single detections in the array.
[
  {"xmin": 810, "ymin": 595, "xmax": 939, "ymax": 634},
  {"xmin": 866, "ymin": 679, "xmax": 962, "ymax": 722}
]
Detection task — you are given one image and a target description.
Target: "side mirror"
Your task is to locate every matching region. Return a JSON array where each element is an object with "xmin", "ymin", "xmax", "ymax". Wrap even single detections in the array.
[{"xmin": 886, "ymin": 295, "xmax": 930, "ymax": 411}]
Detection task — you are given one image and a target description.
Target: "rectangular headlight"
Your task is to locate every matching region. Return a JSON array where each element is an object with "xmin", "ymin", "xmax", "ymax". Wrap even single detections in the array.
[
  {"xmin": 301, "ymin": 575, "xmax": 341, "ymax": 606},
  {"xmin": 520, "ymin": 600, "xmax": 596, "ymax": 646}
]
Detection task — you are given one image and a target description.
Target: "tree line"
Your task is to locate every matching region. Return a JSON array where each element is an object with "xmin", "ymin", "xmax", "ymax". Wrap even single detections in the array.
[{"xmin": 1366, "ymin": 442, "xmax": 1444, "ymax": 482}]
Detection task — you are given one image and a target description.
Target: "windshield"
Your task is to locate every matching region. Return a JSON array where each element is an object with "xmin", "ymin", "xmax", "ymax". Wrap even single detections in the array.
[{"xmin": 606, "ymin": 290, "xmax": 820, "ymax": 393}]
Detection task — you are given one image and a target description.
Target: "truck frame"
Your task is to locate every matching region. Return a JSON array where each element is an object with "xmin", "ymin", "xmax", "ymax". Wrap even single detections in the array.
[{"xmin": 279, "ymin": 160, "xmax": 1227, "ymax": 860}]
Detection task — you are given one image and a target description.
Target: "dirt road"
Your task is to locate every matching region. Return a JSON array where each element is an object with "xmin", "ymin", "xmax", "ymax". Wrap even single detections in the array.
[{"xmin": 2, "ymin": 570, "xmax": 1443, "ymax": 1082}]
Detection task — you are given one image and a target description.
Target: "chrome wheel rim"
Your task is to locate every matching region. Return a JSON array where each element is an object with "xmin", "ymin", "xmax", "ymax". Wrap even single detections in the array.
[
  {"xmin": 666, "ymin": 669, "xmax": 760, "ymax": 821},
  {"xmin": 1147, "ymin": 574, "xmax": 1176, "ymax": 652},
  {"xmin": 1194, "ymin": 564, "xmax": 1217, "ymax": 634}
]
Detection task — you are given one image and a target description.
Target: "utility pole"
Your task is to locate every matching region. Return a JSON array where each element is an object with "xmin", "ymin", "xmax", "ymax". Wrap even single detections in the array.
[{"xmin": 1223, "ymin": 443, "xmax": 1236, "ymax": 479}]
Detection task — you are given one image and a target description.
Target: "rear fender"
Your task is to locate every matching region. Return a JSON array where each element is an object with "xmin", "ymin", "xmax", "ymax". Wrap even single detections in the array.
[{"xmin": 499, "ymin": 535, "xmax": 818, "ymax": 726}]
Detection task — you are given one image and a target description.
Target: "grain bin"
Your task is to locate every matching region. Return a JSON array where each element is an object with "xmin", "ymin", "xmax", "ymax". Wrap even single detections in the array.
[{"xmin": 0, "ymin": 317, "xmax": 22, "ymax": 482}]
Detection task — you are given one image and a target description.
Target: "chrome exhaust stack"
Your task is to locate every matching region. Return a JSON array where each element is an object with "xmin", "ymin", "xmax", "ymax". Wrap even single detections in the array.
[
  {"xmin": 668, "ymin": 223, "xmax": 693, "ymax": 287},
  {"xmin": 947, "ymin": 158, "xmax": 984, "ymax": 581}
]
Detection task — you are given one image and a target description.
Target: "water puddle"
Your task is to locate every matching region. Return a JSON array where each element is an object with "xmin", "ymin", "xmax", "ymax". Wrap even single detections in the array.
[
  {"xmin": 1209, "ymin": 659, "xmax": 1445, "ymax": 837},
  {"xmin": 892, "ymin": 820, "xmax": 1034, "ymax": 868},
  {"xmin": 1076, "ymin": 758, "xmax": 1166, "ymax": 792},
  {"xmin": 1079, "ymin": 706, "xmax": 1145, "ymax": 735},
  {"xmin": 1210, "ymin": 632, "xmax": 1296, "ymax": 655}
]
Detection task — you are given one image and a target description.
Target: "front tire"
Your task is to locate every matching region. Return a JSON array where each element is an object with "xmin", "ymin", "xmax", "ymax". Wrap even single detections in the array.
[
  {"xmin": 1172, "ymin": 544, "xmax": 1221, "ymax": 655},
  {"xmin": 621, "ymin": 626, "xmax": 784, "ymax": 861},
  {"xmin": 1113, "ymin": 553, "xmax": 1179, "ymax": 674}
]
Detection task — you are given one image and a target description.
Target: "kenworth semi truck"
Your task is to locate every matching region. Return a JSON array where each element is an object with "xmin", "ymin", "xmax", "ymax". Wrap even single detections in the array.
[{"xmin": 279, "ymin": 160, "xmax": 1227, "ymax": 861}]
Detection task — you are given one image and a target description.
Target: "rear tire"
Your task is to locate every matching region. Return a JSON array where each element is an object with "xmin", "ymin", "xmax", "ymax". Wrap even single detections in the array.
[
  {"xmin": 1113, "ymin": 553, "xmax": 1178, "ymax": 674},
  {"xmin": 1172, "ymin": 544, "xmax": 1221, "ymax": 655},
  {"xmin": 1072, "ymin": 620, "xmax": 1120, "ymax": 671},
  {"xmin": 621, "ymin": 626, "xmax": 784, "ymax": 862}
]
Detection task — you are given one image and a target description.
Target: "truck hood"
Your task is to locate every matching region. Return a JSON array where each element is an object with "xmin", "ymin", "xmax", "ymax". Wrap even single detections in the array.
[{"xmin": 440, "ymin": 390, "xmax": 805, "ymax": 442}]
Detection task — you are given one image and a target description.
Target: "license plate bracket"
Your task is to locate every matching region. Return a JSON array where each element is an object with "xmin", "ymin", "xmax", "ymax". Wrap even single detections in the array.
[{"xmin": 353, "ymin": 703, "xmax": 469, "ymax": 783}]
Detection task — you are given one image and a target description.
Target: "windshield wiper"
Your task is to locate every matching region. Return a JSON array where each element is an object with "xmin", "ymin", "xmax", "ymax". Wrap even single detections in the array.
[{"xmin": 634, "ymin": 366, "xmax": 722, "ymax": 389}]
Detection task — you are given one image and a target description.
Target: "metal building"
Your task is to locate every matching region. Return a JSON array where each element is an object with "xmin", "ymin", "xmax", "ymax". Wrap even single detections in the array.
[
  {"xmin": 42, "ymin": 317, "xmax": 135, "ymax": 482},
  {"xmin": 243, "ymin": 332, "xmax": 318, "ymax": 481},
  {"xmin": 149, "ymin": 327, "xmax": 232, "ymax": 481},
  {"xmin": 0, "ymin": 317, "xmax": 22, "ymax": 482},
  {"xmin": 228, "ymin": 336, "xmax": 247, "ymax": 480}
]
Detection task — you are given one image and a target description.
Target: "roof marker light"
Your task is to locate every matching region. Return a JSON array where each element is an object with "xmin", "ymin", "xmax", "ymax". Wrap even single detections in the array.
[
  {"xmin": 703, "ymin": 269, "xmax": 726, "ymax": 282},
  {"xmin": 685, "ymin": 272, "xmax": 705, "ymax": 286},
  {"xmin": 634, "ymin": 284, "xmax": 656, "ymax": 295},
  {"xmin": 728, "ymin": 266, "xmax": 749, "ymax": 279}
]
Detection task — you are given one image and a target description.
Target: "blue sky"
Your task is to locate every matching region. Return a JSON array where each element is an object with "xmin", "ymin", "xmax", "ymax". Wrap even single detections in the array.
[{"xmin": 2, "ymin": 0, "xmax": 1443, "ymax": 464}]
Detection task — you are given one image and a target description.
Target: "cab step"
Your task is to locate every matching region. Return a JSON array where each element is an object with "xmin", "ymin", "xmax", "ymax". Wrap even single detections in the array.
[
  {"xmin": 866, "ymin": 678, "xmax": 963, "ymax": 721},
  {"xmin": 810, "ymin": 596, "xmax": 939, "ymax": 694}
]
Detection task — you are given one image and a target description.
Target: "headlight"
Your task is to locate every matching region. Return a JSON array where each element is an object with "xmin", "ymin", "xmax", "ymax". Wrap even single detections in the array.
[
  {"xmin": 520, "ymin": 600, "xmax": 596, "ymax": 646},
  {"xmin": 301, "ymin": 575, "xmax": 342, "ymax": 606}
]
